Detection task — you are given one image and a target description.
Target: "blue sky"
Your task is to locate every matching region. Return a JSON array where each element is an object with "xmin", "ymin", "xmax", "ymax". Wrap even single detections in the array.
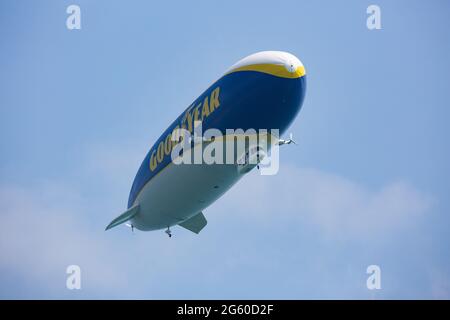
[{"xmin": 0, "ymin": 0, "xmax": 449, "ymax": 299}]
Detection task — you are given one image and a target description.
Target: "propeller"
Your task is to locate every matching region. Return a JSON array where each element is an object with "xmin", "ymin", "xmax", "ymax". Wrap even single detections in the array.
[{"xmin": 277, "ymin": 133, "xmax": 297, "ymax": 145}]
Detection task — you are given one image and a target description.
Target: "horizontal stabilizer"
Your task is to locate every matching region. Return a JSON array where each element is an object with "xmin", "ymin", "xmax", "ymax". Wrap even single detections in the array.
[
  {"xmin": 179, "ymin": 212, "xmax": 207, "ymax": 234},
  {"xmin": 105, "ymin": 204, "xmax": 139, "ymax": 231}
]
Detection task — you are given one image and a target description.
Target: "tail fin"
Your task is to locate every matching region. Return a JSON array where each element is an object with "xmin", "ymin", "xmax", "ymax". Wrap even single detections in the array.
[
  {"xmin": 105, "ymin": 204, "xmax": 140, "ymax": 231},
  {"xmin": 178, "ymin": 212, "xmax": 207, "ymax": 234}
]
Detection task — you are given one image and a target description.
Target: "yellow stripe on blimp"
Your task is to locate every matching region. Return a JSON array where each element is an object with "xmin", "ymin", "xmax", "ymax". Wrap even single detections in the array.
[{"xmin": 226, "ymin": 64, "xmax": 306, "ymax": 79}]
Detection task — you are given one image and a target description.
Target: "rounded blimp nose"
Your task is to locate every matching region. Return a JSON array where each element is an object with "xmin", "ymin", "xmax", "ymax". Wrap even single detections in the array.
[
  {"xmin": 283, "ymin": 54, "xmax": 305, "ymax": 77},
  {"xmin": 225, "ymin": 51, "xmax": 306, "ymax": 79},
  {"xmin": 223, "ymin": 51, "xmax": 307, "ymax": 134}
]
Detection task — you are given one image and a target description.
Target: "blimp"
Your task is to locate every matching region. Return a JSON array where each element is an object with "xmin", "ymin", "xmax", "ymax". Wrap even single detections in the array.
[{"xmin": 105, "ymin": 51, "xmax": 307, "ymax": 237}]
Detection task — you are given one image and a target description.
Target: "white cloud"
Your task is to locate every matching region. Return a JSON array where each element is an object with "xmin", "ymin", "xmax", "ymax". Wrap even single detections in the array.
[
  {"xmin": 214, "ymin": 165, "xmax": 433, "ymax": 240},
  {"xmin": 0, "ymin": 162, "xmax": 438, "ymax": 298},
  {"xmin": 0, "ymin": 179, "xmax": 236, "ymax": 298},
  {"xmin": 0, "ymin": 183, "xmax": 136, "ymax": 298}
]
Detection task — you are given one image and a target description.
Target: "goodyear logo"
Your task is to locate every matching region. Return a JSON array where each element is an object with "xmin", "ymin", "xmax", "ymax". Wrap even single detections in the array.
[{"xmin": 149, "ymin": 86, "xmax": 221, "ymax": 172}]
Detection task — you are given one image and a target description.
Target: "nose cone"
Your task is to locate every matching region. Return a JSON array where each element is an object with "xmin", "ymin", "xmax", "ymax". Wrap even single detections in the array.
[
  {"xmin": 226, "ymin": 51, "xmax": 306, "ymax": 79},
  {"xmin": 222, "ymin": 51, "xmax": 306, "ymax": 134},
  {"xmin": 282, "ymin": 54, "xmax": 306, "ymax": 78}
]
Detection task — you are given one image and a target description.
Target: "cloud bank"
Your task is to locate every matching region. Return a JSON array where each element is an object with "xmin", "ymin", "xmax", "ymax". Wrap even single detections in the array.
[{"xmin": 0, "ymin": 160, "xmax": 445, "ymax": 299}]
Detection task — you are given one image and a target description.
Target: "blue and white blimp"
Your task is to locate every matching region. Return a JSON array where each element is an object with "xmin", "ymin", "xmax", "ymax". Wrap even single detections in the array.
[{"xmin": 106, "ymin": 51, "xmax": 307, "ymax": 236}]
